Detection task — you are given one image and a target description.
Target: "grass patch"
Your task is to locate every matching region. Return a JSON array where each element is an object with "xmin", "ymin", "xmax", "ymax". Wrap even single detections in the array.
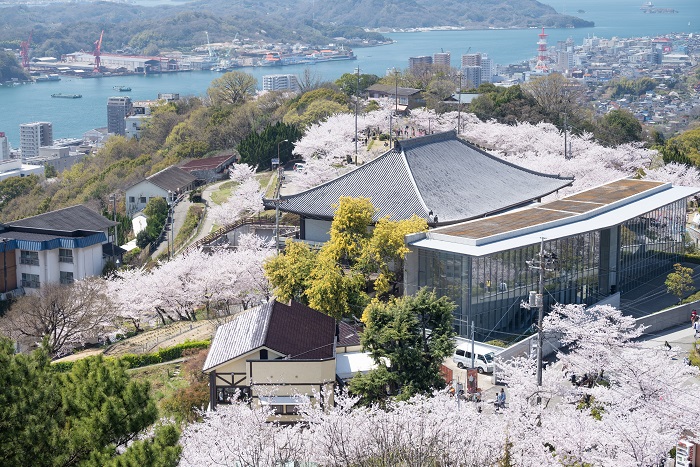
[
  {"xmin": 210, "ymin": 181, "xmax": 235, "ymax": 205},
  {"xmin": 129, "ymin": 362, "xmax": 188, "ymax": 408},
  {"xmin": 264, "ymin": 171, "xmax": 279, "ymax": 198},
  {"xmin": 174, "ymin": 204, "xmax": 204, "ymax": 250},
  {"xmin": 256, "ymin": 171, "xmax": 273, "ymax": 190}
]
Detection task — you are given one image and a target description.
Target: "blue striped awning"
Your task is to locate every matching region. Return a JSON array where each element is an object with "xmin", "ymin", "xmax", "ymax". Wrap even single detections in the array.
[{"xmin": 2, "ymin": 232, "xmax": 106, "ymax": 252}]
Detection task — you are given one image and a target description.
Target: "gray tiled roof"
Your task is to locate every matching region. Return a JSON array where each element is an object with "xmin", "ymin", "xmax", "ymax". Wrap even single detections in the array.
[
  {"xmin": 203, "ymin": 300, "xmax": 336, "ymax": 372},
  {"xmin": 276, "ymin": 131, "xmax": 573, "ymax": 225},
  {"xmin": 7, "ymin": 205, "xmax": 116, "ymax": 232},
  {"xmin": 146, "ymin": 166, "xmax": 197, "ymax": 193},
  {"xmin": 203, "ymin": 301, "xmax": 273, "ymax": 371},
  {"xmin": 366, "ymin": 84, "xmax": 422, "ymax": 97}
]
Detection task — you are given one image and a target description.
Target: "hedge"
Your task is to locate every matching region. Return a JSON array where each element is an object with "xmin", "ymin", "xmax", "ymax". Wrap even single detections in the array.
[{"xmin": 52, "ymin": 340, "xmax": 211, "ymax": 372}]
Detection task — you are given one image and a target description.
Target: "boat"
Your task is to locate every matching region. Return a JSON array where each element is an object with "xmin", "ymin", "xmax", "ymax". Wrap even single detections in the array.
[
  {"xmin": 35, "ymin": 74, "xmax": 61, "ymax": 82},
  {"xmin": 113, "ymin": 85, "xmax": 131, "ymax": 92},
  {"xmin": 51, "ymin": 93, "xmax": 82, "ymax": 99}
]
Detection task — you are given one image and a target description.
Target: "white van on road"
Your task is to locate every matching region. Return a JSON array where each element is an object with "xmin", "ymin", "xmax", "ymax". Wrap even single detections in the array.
[{"xmin": 452, "ymin": 341, "xmax": 502, "ymax": 373}]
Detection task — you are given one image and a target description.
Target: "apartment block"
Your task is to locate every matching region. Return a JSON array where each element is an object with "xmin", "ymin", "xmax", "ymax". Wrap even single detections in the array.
[
  {"xmin": 262, "ymin": 74, "xmax": 299, "ymax": 93},
  {"xmin": 19, "ymin": 122, "xmax": 53, "ymax": 158},
  {"xmin": 107, "ymin": 96, "xmax": 133, "ymax": 136}
]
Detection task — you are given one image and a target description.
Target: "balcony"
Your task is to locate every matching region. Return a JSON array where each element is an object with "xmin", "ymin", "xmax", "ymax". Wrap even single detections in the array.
[
  {"xmin": 20, "ymin": 258, "xmax": 39, "ymax": 266},
  {"xmin": 59, "ymin": 255, "xmax": 73, "ymax": 264}
]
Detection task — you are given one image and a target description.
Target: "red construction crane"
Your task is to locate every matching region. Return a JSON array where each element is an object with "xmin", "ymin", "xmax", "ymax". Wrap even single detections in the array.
[
  {"xmin": 20, "ymin": 32, "xmax": 32, "ymax": 70},
  {"xmin": 93, "ymin": 30, "xmax": 104, "ymax": 73}
]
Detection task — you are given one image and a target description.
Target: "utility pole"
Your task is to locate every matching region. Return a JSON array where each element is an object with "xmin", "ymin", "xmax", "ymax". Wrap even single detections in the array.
[
  {"xmin": 536, "ymin": 236, "xmax": 545, "ymax": 392},
  {"xmin": 274, "ymin": 139, "xmax": 288, "ymax": 253},
  {"xmin": 563, "ymin": 113, "xmax": 568, "ymax": 159},
  {"xmin": 393, "ymin": 68, "xmax": 399, "ymax": 115},
  {"xmin": 355, "ymin": 67, "xmax": 360, "ymax": 164},
  {"xmin": 470, "ymin": 320, "xmax": 475, "ymax": 370},
  {"xmin": 457, "ymin": 71, "xmax": 462, "ymax": 134}
]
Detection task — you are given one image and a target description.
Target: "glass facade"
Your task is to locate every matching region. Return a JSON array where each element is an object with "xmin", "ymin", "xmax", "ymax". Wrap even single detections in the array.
[
  {"xmin": 416, "ymin": 199, "xmax": 687, "ymax": 339},
  {"xmin": 618, "ymin": 199, "xmax": 685, "ymax": 293}
]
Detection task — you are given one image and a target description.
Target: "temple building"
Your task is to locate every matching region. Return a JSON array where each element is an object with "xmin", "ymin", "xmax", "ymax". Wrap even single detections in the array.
[{"xmin": 270, "ymin": 131, "xmax": 573, "ymax": 242}]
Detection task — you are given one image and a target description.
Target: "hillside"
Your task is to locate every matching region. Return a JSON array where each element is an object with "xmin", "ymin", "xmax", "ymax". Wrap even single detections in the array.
[{"xmin": 0, "ymin": 0, "xmax": 591, "ymax": 57}]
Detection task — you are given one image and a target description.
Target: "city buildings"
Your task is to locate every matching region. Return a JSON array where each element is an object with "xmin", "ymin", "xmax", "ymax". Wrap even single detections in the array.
[
  {"xmin": 433, "ymin": 52, "xmax": 451, "ymax": 68},
  {"xmin": 404, "ymin": 178, "xmax": 697, "ymax": 337},
  {"xmin": 19, "ymin": 122, "xmax": 52, "ymax": 158},
  {"xmin": 107, "ymin": 97, "xmax": 132, "ymax": 136},
  {"xmin": 0, "ymin": 132, "xmax": 9, "ymax": 160},
  {"xmin": 262, "ymin": 74, "xmax": 299, "ymax": 93},
  {"xmin": 408, "ymin": 55, "xmax": 433, "ymax": 73}
]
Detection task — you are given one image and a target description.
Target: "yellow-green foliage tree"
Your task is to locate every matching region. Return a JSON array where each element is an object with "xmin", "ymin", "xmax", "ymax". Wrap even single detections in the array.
[
  {"xmin": 264, "ymin": 197, "xmax": 428, "ymax": 319},
  {"xmin": 665, "ymin": 262, "xmax": 695, "ymax": 304}
]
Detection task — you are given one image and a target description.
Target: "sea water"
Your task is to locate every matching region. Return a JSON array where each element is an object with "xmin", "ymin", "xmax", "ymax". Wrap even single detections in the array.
[{"xmin": 0, "ymin": 0, "xmax": 698, "ymax": 145}]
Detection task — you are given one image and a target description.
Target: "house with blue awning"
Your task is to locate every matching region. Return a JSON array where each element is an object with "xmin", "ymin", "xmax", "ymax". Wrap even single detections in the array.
[{"xmin": 0, "ymin": 205, "xmax": 116, "ymax": 299}]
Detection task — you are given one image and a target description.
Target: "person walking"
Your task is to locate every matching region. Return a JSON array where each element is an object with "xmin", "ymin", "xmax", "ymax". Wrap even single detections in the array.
[
  {"xmin": 694, "ymin": 319, "xmax": 700, "ymax": 339},
  {"xmin": 691, "ymin": 309, "xmax": 698, "ymax": 326}
]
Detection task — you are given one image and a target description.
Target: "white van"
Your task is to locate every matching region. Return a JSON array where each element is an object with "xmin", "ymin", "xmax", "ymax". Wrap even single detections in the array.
[
  {"xmin": 293, "ymin": 163, "xmax": 306, "ymax": 173},
  {"xmin": 452, "ymin": 342, "xmax": 501, "ymax": 373}
]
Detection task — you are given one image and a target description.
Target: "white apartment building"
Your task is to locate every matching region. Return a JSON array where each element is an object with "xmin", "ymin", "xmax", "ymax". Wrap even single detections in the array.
[
  {"xmin": 107, "ymin": 97, "xmax": 132, "ymax": 136},
  {"xmin": 0, "ymin": 205, "xmax": 118, "ymax": 300},
  {"xmin": 20, "ymin": 122, "xmax": 53, "ymax": 158},
  {"xmin": 262, "ymin": 74, "xmax": 299, "ymax": 93},
  {"xmin": 0, "ymin": 132, "xmax": 9, "ymax": 160}
]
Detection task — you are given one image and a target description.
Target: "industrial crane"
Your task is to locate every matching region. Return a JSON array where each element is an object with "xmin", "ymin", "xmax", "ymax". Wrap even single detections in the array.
[
  {"xmin": 20, "ymin": 32, "xmax": 32, "ymax": 70},
  {"xmin": 93, "ymin": 30, "xmax": 104, "ymax": 73}
]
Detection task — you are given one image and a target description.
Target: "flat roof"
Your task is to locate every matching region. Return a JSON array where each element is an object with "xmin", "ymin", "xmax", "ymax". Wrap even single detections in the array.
[{"xmin": 412, "ymin": 179, "xmax": 698, "ymax": 257}]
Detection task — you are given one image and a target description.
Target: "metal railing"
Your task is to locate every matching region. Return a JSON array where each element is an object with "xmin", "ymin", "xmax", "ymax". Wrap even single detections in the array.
[{"xmin": 182, "ymin": 216, "xmax": 278, "ymax": 255}]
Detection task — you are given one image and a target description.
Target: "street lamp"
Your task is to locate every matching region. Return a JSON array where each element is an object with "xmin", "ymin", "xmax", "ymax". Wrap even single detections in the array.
[
  {"xmin": 354, "ymin": 67, "xmax": 360, "ymax": 164},
  {"xmin": 274, "ymin": 139, "xmax": 288, "ymax": 253},
  {"xmin": 393, "ymin": 67, "xmax": 399, "ymax": 115}
]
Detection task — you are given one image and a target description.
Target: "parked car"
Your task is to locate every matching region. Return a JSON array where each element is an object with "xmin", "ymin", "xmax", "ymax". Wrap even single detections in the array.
[{"xmin": 452, "ymin": 342, "xmax": 502, "ymax": 373}]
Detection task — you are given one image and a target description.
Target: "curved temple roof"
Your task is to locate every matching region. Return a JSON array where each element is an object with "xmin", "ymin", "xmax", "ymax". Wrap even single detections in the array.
[{"xmin": 274, "ymin": 131, "xmax": 573, "ymax": 225}]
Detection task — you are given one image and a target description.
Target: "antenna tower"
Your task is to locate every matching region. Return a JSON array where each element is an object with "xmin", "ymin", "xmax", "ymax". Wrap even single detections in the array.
[
  {"xmin": 535, "ymin": 27, "xmax": 549, "ymax": 72},
  {"xmin": 20, "ymin": 32, "xmax": 32, "ymax": 70}
]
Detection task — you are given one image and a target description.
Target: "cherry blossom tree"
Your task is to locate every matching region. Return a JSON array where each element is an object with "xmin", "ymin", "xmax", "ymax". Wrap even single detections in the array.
[
  {"xmin": 177, "ymin": 302, "xmax": 700, "ymax": 466},
  {"xmin": 290, "ymin": 103, "xmax": 700, "ymax": 197},
  {"xmin": 208, "ymin": 163, "xmax": 265, "ymax": 227},
  {"xmin": 107, "ymin": 234, "xmax": 273, "ymax": 327}
]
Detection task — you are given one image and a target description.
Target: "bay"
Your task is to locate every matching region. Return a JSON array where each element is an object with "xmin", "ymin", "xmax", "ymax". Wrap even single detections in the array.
[{"xmin": 0, "ymin": 0, "xmax": 698, "ymax": 146}]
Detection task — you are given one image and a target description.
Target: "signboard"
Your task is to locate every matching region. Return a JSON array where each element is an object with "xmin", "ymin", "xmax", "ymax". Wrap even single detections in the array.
[
  {"xmin": 271, "ymin": 157, "xmax": 280, "ymax": 169},
  {"xmin": 466, "ymin": 368, "xmax": 479, "ymax": 393}
]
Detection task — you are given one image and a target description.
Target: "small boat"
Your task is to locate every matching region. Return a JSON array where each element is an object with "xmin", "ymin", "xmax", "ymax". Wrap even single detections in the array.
[
  {"xmin": 113, "ymin": 85, "xmax": 131, "ymax": 92},
  {"xmin": 51, "ymin": 93, "xmax": 82, "ymax": 99}
]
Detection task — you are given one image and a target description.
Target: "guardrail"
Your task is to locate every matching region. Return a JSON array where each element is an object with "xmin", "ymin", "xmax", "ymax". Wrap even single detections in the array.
[{"xmin": 182, "ymin": 216, "xmax": 277, "ymax": 255}]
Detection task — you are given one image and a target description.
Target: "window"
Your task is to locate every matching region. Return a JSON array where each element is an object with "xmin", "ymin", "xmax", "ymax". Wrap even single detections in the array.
[
  {"xmin": 59, "ymin": 248, "xmax": 73, "ymax": 263},
  {"xmin": 259, "ymin": 349, "xmax": 268, "ymax": 359},
  {"xmin": 139, "ymin": 197, "xmax": 147, "ymax": 204},
  {"xmin": 60, "ymin": 271, "xmax": 74, "ymax": 285},
  {"xmin": 128, "ymin": 196, "xmax": 135, "ymax": 203},
  {"xmin": 20, "ymin": 251, "xmax": 39, "ymax": 266},
  {"xmin": 21, "ymin": 273, "xmax": 40, "ymax": 289}
]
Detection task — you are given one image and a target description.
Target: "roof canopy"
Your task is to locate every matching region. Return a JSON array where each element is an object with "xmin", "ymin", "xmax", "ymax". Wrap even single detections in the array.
[
  {"xmin": 7, "ymin": 204, "xmax": 116, "ymax": 232},
  {"xmin": 203, "ymin": 300, "xmax": 336, "ymax": 372},
  {"xmin": 275, "ymin": 131, "xmax": 573, "ymax": 225}
]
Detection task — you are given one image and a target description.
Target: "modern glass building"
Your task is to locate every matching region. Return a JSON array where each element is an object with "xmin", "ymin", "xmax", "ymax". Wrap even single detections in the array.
[{"xmin": 404, "ymin": 178, "xmax": 696, "ymax": 338}]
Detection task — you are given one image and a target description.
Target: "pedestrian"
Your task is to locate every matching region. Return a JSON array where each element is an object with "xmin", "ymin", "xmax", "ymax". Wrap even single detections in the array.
[
  {"xmin": 664, "ymin": 340, "xmax": 672, "ymax": 350},
  {"xmin": 495, "ymin": 388, "xmax": 506, "ymax": 410},
  {"xmin": 694, "ymin": 319, "xmax": 700, "ymax": 338},
  {"xmin": 692, "ymin": 309, "xmax": 698, "ymax": 326}
]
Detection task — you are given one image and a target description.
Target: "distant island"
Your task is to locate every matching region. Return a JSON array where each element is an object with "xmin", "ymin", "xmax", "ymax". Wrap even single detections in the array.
[{"xmin": 0, "ymin": 0, "xmax": 593, "ymax": 58}]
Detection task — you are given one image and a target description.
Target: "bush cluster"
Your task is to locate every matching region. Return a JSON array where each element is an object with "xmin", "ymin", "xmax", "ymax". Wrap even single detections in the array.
[{"xmin": 52, "ymin": 340, "xmax": 210, "ymax": 372}]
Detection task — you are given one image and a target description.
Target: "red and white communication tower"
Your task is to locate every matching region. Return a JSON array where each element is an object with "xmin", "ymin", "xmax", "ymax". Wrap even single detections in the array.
[
  {"xmin": 93, "ymin": 30, "xmax": 104, "ymax": 73},
  {"xmin": 534, "ymin": 27, "xmax": 549, "ymax": 72},
  {"xmin": 20, "ymin": 32, "xmax": 32, "ymax": 70}
]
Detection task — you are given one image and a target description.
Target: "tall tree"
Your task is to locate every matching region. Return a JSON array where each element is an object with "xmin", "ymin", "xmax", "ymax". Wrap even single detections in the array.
[
  {"xmin": 207, "ymin": 71, "xmax": 257, "ymax": 107},
  {"xmin": 0, "ymin": 339, "xmax": 179, "ymax": 466},
  {"xmin": 351, "ymin": 288, "xmax": 456, "ymax": 404},
  {"xmin": 0, "ymin": 279, "xmax": 114, "ymax": 357}
]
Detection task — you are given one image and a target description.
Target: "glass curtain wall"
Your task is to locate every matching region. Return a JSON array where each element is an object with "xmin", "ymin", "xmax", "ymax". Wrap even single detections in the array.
[
  {"xmin": 618, "ymin": 199, "xmax": 685, "ymax": 293},
  {"xmin": 417, "ymin": 230, "xmax": 602, "ymax": 339}
]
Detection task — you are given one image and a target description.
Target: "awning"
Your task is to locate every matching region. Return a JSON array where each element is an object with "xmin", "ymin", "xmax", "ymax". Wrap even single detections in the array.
[{"xmin": 335, "ymin": 352, "xmax": 385, "ymax": 380}]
